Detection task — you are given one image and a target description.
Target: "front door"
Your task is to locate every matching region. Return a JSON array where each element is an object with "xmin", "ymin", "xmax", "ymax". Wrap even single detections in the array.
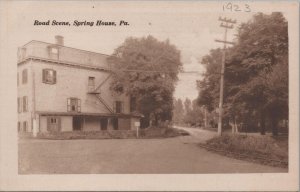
[
  {"xmin": 73, "ymin": 116, "xmax": 82, "ymax": 131},
  {"xmin": 111, "ymin": 117, "xmax": 118, "ymax": 130},
  {"xmin": 100, "ymin": 118, "xmax": 108, "ymax": 130},
  {"xmin": 47, "ymin": 116, "xmax": 61, "ymax": 132}
]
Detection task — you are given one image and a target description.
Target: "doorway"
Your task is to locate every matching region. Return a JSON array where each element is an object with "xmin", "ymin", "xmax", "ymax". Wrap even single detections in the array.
[
  {"xmin": 73, "ymin": 116, "xmax": 82, "ymax": 131},
  {"xmin": 100, "ymin": 118, "xmax": 108, "ymax": 130},
  {"xmin": 111, "ymin": 117, "xmax": 118, "ymax": 130}
]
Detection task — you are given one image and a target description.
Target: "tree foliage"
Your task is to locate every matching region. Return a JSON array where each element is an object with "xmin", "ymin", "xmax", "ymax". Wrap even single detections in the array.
[
  {"xmin": 173, "ymin": 98, "xmax": 205, "ymax": 127},
  {"xmin": 197, "ymin": 13, "xmax": 288, "ymax": 135},
  {"xmin": 109, "ymin": 36, "xmax": 182, "ymax": 128}
]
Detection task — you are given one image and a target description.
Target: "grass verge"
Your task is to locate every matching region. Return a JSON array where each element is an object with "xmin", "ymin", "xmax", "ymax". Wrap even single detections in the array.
[{"xmin": 200, "ymin": 134, "xmax": 288, "ymax": 168}]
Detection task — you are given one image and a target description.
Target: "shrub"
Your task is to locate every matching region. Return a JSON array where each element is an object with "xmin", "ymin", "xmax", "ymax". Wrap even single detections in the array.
[{"xmin": 206, "ymin": 134, "xmax": 288, "ymax": 160}]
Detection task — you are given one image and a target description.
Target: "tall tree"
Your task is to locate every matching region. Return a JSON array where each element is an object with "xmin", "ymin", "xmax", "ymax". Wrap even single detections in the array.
[
  {"xmin": 197, "ymin": 48, "xmax": 222, "ymax": 112},
  {"xmin": 173, "ymin": 98, "xmax": 184, "ymax": 124},
  {"xmin": 197, "ymin": 13, "xmax": 288, "ymax": 135},
  {"xmin": 108, "ymin": 36, "xmax": 182, "ymax": 128},
  {"xmin": 184, "ymin": 98, "xmax": 192, "ymax": 114}
]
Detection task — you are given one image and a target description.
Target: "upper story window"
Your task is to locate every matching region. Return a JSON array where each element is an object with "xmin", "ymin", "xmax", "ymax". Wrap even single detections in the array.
[
  {"xmin": 18, "ymin": 97, "xmax": 22, "ymax": 113},
  {"xmin": 114, "ymin": 101, "xmax": 123, "ymax": 113},
  {"xmin": 23, "ymin": 121, "xmax": 28, "ymax": 132},
  {"xmin": 42, "ymin": 69, "xmax": 56, "ymax": 84},
  {"xmin": 48, "ymin": 46, "xmax": 59, "ymax": 60},
  {"xmin": 67, "ymin": 98, "xmax": 81, "ymax": 112},
  {"xmin": 130, "ymin": 97, "xmax": 136, "ymax": 112},
  {"xmin": 88, "ymin": 76, "xmax": 95, "ymax": 91},
  {"xmin": 23, "ymin": 96, "xmax": 28, "ymax": 112},
  {"xmin": 51, "ymin": 48, "xmax": 58, "ymax": 54},
  {"xmin": 22, "ymin": 69, "xmax": 27, "ymax": 84}
]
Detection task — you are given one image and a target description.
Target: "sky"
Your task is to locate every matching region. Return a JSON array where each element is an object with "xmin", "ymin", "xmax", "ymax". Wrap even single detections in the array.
[{"xmin": 7, "ymin": 1, "xmax": 255, "ymax": 101}]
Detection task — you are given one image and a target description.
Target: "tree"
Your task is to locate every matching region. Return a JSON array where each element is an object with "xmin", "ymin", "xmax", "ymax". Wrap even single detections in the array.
[
  {"xmin": 108, "ymin": 36, "xmax": 182, "ymax": 128},
  {"xmin": 184, "ymin": 99, "xmax": 204, "ymax": 126},
  {"xmin": 197, "ymin": 13, "xmax": 288, "ymax": 135},
  {"xmin": 173, "ymin": 98, "xmax": 184, "ymax": 124},
  {"xmin": 184, "ymin": 98, "xmax": 192, "ymax": 114},
  {"xmin": 226, "ymin": 12, "xmax": 288, "ymax": 135},
  {"xmin": 197, "ymin": 48, "xmax": 223, "ymax": 112}
]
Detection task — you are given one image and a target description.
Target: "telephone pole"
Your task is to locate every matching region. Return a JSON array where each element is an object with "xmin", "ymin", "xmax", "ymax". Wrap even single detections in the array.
[{"xmin": 215, "ymin": 17, "xmax": 236, "ymax": 136}]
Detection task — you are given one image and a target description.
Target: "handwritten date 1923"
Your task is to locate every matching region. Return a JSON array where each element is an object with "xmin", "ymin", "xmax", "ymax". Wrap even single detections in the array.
[{"xmin": 223, "ymin": 2, "xmax": 251, "ymax": 12}]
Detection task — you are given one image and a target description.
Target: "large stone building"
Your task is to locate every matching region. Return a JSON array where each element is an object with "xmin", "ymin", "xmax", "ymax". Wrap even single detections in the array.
[{"xmin": 17, "ymin": 36, "xmax": 140, "ymax": 135}]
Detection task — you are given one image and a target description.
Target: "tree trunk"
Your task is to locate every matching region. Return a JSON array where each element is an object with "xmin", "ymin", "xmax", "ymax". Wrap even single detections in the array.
[
  {"xmin": 271, "ymin": 116, "xmax": 279, "ymax": 136},
  {"xmin": 260, "ymin": 110, "xmax": 266, "ymax": 135}
]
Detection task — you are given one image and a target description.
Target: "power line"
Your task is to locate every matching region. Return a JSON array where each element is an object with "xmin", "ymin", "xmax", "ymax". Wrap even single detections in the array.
[{"xmin": 115, "ymin": 69, "xmax": 204, "ymax": 75}]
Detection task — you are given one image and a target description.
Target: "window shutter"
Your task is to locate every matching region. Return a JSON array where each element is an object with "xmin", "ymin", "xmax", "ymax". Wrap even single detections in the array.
[
  {"xmin": 42, "ymin": 69, "xmax": 46, "ymax": 83},
  {"xmin": 53, "ymin": 70, "xmax": 57, "ymax": 84},
  {"xmin": 23, "ymin": 69, "xmax": 27, "ymax": 84},
  {"xmin": 17, "ymin": 98, "xmax": 20, "ymax": 113},
  {"xmin": 19, "ymin": 98, "xmax": 22, "ymax": 113},
  {"xmin": 67, "ymin": 98, "xmax": 71, "ymax": 112},
  {"xmin": 47, "ymin": 117, "xmax": 50, "ymax": 131},
  {"xmin": 58, "ymin": 117, "xmax": 61, "ymax": 131},
  {"xmin": 23, "ymin": 96, "xmax": 26, "ymax": 112},
  {"xmin": 77, "ymin": 99, "xmax": 81, "ymax": 112}
]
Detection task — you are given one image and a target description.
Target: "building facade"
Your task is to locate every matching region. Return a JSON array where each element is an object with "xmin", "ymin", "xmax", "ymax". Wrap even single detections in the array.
[{"xmin": 17, "ymin": 36, "xmax": 140, "ymax": 135}]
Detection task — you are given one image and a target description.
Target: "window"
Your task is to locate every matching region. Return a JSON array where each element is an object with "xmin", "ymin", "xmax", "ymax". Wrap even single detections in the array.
[
  {"xmin": 18, "ymin": 122, "xmax": 21, "ymax": 132},
  {"xmin": 23, "ymin": 121, "xmax": 27, "ymax": 132},
  {"xmin": 88, "ymin": 76, "xmax": 95, "ymax": 91},
  {"xmin": 48, "ymin": 47, "xmax": 59, "ymax": 60},
  {"xmin": 42, "ymin": 69, "xmax": 56, "ymax": 84},
  {"xmin": 23, "ymin": 96, "xmax": 28, "ymax": 112},
  {"xmin": 22, "ymin": 69, "xmax": 27, "ymax": 84},
  {"xmin": 67, "ymin": 98, "xmax": 81, "ymax": 112},
  {"xmin": 114, "ymin": 101, "xmax": 123, "ymax": 113},
  {"xmin": 51, "ymin": 48, "xmax": 58, "ymax": 54},
  {"xmin": 18, "ymin": 97, "xmax": 22, "ymax": 113},
  {"xmin": 130, "ymin": 97, "xmax": 136, "ymax": 112}
]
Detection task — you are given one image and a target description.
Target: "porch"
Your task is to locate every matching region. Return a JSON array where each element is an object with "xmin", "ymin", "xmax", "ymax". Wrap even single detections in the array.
[{"xmin": 35, "ymin": 111, "xmax": 141, "ymax": 133}]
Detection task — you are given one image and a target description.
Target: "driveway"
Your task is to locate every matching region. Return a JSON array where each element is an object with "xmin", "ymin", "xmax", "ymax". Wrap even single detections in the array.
[{"xmin": 19, "ymin": 129, "xmax": 287, "ymax": 174}]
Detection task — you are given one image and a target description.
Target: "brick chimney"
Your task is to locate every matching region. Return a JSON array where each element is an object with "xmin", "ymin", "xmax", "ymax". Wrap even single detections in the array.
[{"xmin": 55, "ymin": 35, "xmax": 64, "ymax": 46}]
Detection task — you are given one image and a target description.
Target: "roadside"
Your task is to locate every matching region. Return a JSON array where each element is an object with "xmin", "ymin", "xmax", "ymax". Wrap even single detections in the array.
[{"xmin": 174, "ymin": 126, "xmax": 288, "ymax": 168}]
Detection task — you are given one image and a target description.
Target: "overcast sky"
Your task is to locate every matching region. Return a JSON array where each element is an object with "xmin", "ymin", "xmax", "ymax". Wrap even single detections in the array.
[{"xmin": 7, "ymin": 1, "xmax": 256, "ymax": 101}]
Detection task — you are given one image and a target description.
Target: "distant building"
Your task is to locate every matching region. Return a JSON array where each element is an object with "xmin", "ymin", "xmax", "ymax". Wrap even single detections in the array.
[{"xmin": 17, "ymin": 36, "xmax": 140, "ymax": 135}]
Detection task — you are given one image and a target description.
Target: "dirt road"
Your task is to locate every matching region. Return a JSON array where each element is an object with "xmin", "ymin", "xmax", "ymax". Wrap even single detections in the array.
[{"xmin": 19, "ymin": 128, "xmax": 287, "ymax": 174}]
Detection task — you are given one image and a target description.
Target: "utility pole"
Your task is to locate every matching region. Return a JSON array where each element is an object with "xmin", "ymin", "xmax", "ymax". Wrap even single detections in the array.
[{"xmin": 215, "ymin": 17, "xmax": 236, "ymax": 136}]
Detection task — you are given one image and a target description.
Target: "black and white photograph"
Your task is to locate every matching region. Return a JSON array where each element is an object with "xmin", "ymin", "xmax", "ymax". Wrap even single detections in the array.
[{"xmin": 0, "ymin": 1, "xmax": 298, "ymax": 191}]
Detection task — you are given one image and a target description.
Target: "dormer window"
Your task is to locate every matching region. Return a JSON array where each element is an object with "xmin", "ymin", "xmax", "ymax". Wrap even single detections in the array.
[
  {"xmin": 42, "ymin": 69, "xmax": 56, "ymax": 84},
  {"xmin": 48, "ymin": 45, "xmax": 59, "ymax": 60},
  {"xmin": 51, "ymin": 48, "xmax": 58, "ymax": 54}
]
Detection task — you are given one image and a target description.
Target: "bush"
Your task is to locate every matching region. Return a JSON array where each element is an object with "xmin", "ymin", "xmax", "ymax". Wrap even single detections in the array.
[{"xmin": 205, "ymin": 134, "xmax": 288, "ymax": 163}]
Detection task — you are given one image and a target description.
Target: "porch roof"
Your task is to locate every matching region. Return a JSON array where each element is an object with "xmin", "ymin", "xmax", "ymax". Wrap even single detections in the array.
[{"xmin": 36, "ymin": 111, "xmax": 143, "ymax": 118}]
